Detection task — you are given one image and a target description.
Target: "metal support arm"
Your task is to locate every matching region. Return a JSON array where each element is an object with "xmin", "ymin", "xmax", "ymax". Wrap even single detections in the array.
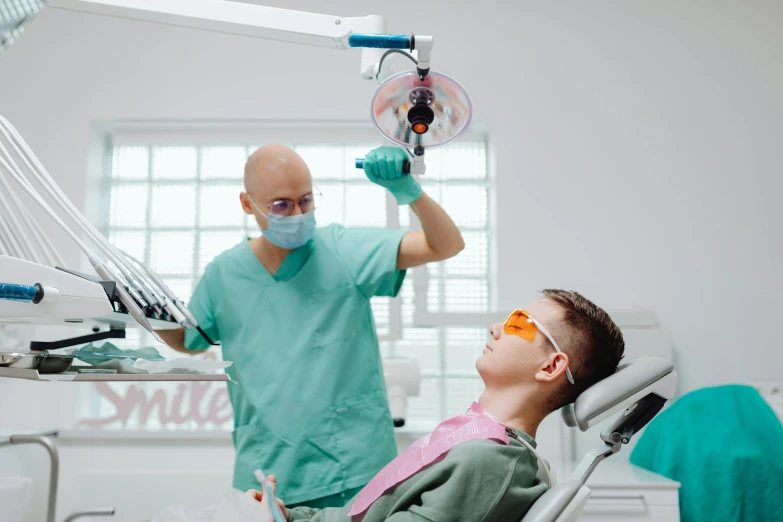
[
  {"xmin": 570, "ymin": 438, "xmax": 623, "ymax": 485},
  {"xmin": 5, "ymin": 433, "xmax": 59, "ymax": 522},
  {"xmin": 65, "ymin": 507, "xmax": 116, "ymax": 522},
  {"xmin": 29, "ymin": 326, "xmax": 126, "ymax": 351},
  {"xmin": 51, "ymin": 0, "xmax": 370, "ymax": 47},
  {"xmin": 49, "ymin": 0, "xmax": 390, "ymax": 79},
  {"xmin": 2, "ymin": 432, "xmax": 116, "ymax": 522}
]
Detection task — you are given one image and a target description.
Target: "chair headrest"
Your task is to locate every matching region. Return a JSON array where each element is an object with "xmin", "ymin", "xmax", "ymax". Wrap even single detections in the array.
[{"xmin": 561, "ymin": 356, "xmax": 676, "ymax": 431}]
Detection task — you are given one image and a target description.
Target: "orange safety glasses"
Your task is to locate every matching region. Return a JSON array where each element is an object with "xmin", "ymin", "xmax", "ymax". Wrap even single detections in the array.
[{"xmin": 503, "ymin": 309, "xmax": 575, "ymax": 384}]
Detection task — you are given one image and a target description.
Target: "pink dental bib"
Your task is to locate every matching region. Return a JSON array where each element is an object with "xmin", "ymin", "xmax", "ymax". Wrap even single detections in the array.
[{"xmin": 348, "ymin": 402, "xmax": 509, "ymax": 516}]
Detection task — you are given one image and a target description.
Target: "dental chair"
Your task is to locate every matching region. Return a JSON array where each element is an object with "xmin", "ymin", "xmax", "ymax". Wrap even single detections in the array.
[
  {"xmin": 114, "ymin": 357, "xmax": 675, "ymax": 522},
  {"xmin": 521, "ymin": 356, "xmax": 677, "ymax": 522}
]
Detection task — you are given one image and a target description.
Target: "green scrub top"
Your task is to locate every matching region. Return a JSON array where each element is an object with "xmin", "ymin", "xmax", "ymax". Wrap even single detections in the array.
[{"xmin": 183, "ymin": 224, "xmax": 407, "ymax": 505}]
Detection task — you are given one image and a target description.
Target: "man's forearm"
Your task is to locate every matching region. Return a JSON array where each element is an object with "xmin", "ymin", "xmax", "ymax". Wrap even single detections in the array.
[
  {"xmin": 154, "ymin": 328, "xmax": 200, "ymax": 354},
  {"xmin": 411, "ymin": 192, "xmax": 465, "ymax": 259}
]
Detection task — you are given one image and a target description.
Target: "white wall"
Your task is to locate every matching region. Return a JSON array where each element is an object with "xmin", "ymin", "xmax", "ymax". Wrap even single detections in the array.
[{"xmin": 1, "ymin": 0, "xmax": 782, "ymax": 519}]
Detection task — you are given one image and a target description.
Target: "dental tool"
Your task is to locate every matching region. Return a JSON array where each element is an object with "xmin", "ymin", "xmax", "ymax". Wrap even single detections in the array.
[
  {"xmin": 0, "ymin": 118, "xmax": 148, "ymax": 277},
  {"xmin": 253, "ymin": 469, "xmax": 287, "ymax": 522},
  {"xmin": 119, "ymin": 249, "xmax": 221, "ymax": 345},
  {"xmin": 0, "ymin": 129, "xmax": 174, "ymax": 325},
  {"xmin": 0, "ymin": 118, "xmax": 170, "ymax": 318},
  {"xmin": 118, "ymin": 249, "xmax": 203, "ymax": 331},
  {"xmin": 118, "ymin": 249, "xmax": 192, "ymax": 330},
  {"xmin": 0, "ymin": 130, "xmax": 161, "ymax": 341},
  {"xmin": 0, "ymin": 118, "xmax": 154, "ymax": 311}
]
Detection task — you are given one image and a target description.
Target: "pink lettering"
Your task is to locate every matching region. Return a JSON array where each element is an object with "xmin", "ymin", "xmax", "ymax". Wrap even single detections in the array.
[
  {"xmin": 79, "ymin": 381, "xmax": 233, "ymax": 429},
  {"xmin": 78, "ymin": 383, "xmax": 128, "ymax": 428},
  {"xmin": 126, "ymin": 386, "xmax": 168, "ymax": 427},
  {"xmin": 167, "ymin": 384, "xmax": 190, "ymax": 424},
  {"xmin": 189, "ymin": 382, "xmax": 209, "ymax": 424},
  {"xmin": 206, "ymin": 389, "xmax": 233, "ymax": 424}
]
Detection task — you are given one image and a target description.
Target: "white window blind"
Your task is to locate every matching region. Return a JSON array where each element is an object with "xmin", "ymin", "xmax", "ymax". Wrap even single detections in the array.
[{"xmin": 87, "ymin": 131, "xmax": 493, "ymax": 430}]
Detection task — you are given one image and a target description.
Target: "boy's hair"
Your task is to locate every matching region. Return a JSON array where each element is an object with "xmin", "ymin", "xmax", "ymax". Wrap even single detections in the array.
[{"xmin": 541, "ymin": 289, "xmax": 625, "ymax": 410}]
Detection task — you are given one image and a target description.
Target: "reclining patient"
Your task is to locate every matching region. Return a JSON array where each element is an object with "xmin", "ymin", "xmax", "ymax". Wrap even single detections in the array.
[{"xmin": 249, "ymin": 289, "xmax": 626, "ymax": 522}]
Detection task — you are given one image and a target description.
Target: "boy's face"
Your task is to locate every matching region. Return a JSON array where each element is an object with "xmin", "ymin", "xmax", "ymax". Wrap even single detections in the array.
[{"xmin": 476, "ymin": 298, "xmax": 565, "ymax": 387}]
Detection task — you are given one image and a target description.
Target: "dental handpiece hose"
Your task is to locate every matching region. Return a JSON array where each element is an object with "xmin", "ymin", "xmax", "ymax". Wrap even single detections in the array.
[
  {"xmin": 0, "ymin": 132, "xmax": 160, "ymax": 341},
  {"xmin": 0, "ymin": 119, "xmax": 152, "ymax": 311}
]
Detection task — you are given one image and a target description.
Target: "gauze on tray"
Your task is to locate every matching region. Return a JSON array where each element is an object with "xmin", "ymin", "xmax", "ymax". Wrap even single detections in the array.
[
  {"xmin": 134, "ymin": 358, "xmax": 232, "ymax": 374},
  {"xmin": 69, "ymin": 342, "xmax": 232, "ymax": 374}
]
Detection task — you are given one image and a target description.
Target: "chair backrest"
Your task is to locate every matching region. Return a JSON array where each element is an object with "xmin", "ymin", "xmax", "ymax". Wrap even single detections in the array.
[
  {"xmin": 561, "ymin": 356, "xmax": 675, "ymax": 432},
  {"xmin": 519, "ymin": 357, "xmax": 678, "ymax": 522}
]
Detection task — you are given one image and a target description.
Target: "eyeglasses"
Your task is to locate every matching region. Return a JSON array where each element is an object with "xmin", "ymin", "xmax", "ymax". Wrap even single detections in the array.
[
  {"xmin": 249, "ymin": 188, "xmax": 321, "ymax": 217},
  {"xmin": 503, "ymin": 309, "xmax": 575, "ymax": 384}
]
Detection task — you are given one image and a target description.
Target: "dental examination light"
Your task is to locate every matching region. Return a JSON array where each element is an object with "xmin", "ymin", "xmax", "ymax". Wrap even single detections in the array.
[{"xmin": 352, "ymin": 37, "xmax": 473, "ymax": 176}]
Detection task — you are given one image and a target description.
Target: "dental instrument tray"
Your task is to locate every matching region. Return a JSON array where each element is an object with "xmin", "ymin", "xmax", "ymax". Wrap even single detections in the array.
[
  {"xmin": 54, "ymin": 266, "xmax": 183, "ymax": 329},
  {"xmin": 0, "ymin": 352, "xmax": 75, "ymax": 373}
]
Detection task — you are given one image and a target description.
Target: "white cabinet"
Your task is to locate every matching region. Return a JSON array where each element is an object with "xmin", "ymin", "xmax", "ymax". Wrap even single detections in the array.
[
  {"xmin": 559, "ymin": 460, "xmax": 680, "ymax": 522},
  {"xmin": 581, "ymin": 496, "xmax": 679, "ymax": 522}
]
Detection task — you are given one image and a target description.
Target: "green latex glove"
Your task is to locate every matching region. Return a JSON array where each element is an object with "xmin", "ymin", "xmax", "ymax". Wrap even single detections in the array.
[{"xmin": 362, "ymin": 146, "xmax": 422, "ymax": 205}]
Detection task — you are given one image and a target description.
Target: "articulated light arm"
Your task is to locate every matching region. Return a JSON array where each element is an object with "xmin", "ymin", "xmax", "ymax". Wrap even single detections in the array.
[{"xmin": 48, "ymin": 0, "xmax": 432, "ymax": 81}]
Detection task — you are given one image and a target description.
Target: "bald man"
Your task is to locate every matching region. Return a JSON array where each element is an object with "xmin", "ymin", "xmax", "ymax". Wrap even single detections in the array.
[{"xmin": 156, "ymin": 145, "xmax": 464, "ymax": 509}]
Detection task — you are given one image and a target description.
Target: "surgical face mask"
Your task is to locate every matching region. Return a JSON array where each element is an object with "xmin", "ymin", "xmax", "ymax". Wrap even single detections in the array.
[{"xmin": 247, "ymin": 195, "xmax": 316, "ymax": 249}]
